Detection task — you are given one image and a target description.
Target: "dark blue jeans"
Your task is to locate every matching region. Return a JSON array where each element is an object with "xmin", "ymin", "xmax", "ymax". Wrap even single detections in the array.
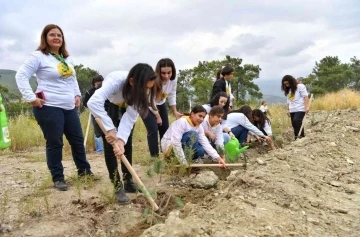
[
  {"xmin": 181, "ymin": 131, "xmax": 205, "ymax": 159},
  {"xmin": 33, "ymin": 106, "xmax": 91, "ymax": 182},
  {"xmin": 231, "ymin": 125, "xmax": 249, "ymax": 143}
]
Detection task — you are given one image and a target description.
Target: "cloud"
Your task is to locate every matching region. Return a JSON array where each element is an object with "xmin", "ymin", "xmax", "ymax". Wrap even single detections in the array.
[{"xmin": 0, "ymin": 0, "xmax": 359, "ymax": 82}]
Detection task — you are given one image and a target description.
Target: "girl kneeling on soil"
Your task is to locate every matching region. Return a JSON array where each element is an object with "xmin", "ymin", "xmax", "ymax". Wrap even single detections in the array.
[
  {"xmin": 87, "ymin": 64, "xmax": 157, "ymax": 205},
  {"xmin": 201, "ymin": 106, "xmax": 228, "ymax": 161},
  {"xmin": 202, "ymin": 92, "xmax": 234, "ymax": 144},
  {"xmin": 250, "ymin": 109, "xmax": 276, "ymax": 150},
  {"xmin": 161, "ymin": 105, "xmax": 226, "ymax": 167},
  {"xmin": 225, "ymin": 105, "xmax": 271, "ymax": 144}
]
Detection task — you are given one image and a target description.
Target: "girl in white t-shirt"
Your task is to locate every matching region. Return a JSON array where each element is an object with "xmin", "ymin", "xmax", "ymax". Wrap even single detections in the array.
[
  {"xmin": 281, "ymin": 75, "xmax": 309, "ymax": 139},
  {"xmin": 252, "ymin": 109, "xmax": 276, "ymax": 150},
  {"xmin": 259, "ymin": 101, "xmax": 269, "ymax": 116},
  {"xmin": 161, "ymin": 105, "xmax": 226, "ymax": 167},
  {"xmin": 142, "ymin": 58, "xmax": 183, "ymax": 157}
]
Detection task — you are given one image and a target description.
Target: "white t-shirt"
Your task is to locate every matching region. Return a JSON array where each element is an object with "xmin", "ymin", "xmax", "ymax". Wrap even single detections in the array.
[
  {"xmin": 15, "ymin": 51, "xmax": 81, "ymax": 110},
  {"xmin": 260, "ymin": 105, "xmax": 268, "ymax": 113},
  {"xmin": 225, "ymin": 112, "xmax": 265, "ymax": 137},
  {"xmin": 287, "ymin": 84, "xmax": 308, "ymax": 113},
  {"xmin": 161, "ymin": 117, "xmax": 220, "ymax": 164},
  {"xmin": 87, "ymin": 71, "xmax": 139, "ymax": 144},
  {"xmin": 201, "ymin": 115, "xmax": 224, "ymax": 147},
  {"xmin": 157, "ymin": 78, "xmax": 177, "ymax": 106}
]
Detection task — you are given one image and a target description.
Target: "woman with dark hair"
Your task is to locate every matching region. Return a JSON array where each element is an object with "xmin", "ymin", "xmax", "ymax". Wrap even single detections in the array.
[
  {"xmin": 161, "ymin": 105, "xmax": 226, "ymax": 167},
  {"xmin": 251, "ymin": 109, "xmax": 276, "ymax": 150},
  {"xmin": 142, "ymin": 58, "xmax": 183, "ymax": 157},
  {"xmin": 16, "ymin": 24, "xmax": 93, "ymax": 192},
  {"xmin": 225, "ymin": 105, "xmax": 270, "ymax": 144},
  {"xmin": 281, "ymin": 75, "xmax": 309, "ymax": 139},
  {"xmin": 202, "ymin": 92, "xmax": 233, "ymax": 143},
  {"xmin": 88, "ymin": 63, "xmax": 157, "ymax": 205},
  {"xmin": 211, "ymin": 65, "xmax": 234, "ymax": 99}
]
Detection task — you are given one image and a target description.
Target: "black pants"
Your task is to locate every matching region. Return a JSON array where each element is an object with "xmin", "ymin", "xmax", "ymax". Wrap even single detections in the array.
[
  {"xmin": 290, "ymin": 112, "xmax": 305, "ymax": 139},
  {"xmin": 101, "ymin": 103, "xmax": 133, "ymax": 189},
  {"xmin": 141, "ymin": 103, "xmax": 170, "ymax": 157}
]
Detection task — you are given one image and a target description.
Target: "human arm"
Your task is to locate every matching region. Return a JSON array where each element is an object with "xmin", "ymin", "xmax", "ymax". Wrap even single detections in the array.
[{"xmin": 15, "ymin": 52, "xmax": 45, "ymax": 107}]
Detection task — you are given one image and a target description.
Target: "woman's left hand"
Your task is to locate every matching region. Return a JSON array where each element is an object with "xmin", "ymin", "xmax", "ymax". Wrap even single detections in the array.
[
  {"xmin": 75, "ymin": 96, "xmax": 81, "ymax": 108},
  {"xmin": 174, "ymin": 111, "xmax": 183, "ymax": 119}
]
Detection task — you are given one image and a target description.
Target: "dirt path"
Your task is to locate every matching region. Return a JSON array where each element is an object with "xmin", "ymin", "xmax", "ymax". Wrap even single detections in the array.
[{"xmin": 0, "ymin": 109, "xmax": 359, "ymax": 236}]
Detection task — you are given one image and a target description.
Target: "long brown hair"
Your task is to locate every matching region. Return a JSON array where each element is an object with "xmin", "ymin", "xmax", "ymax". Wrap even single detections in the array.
[
  {"xmin": 36, "ymin": 24, "xmax": 69, "ymax": 58},
  {"xmin": 154, "ymin": 58, "xmax": 177, "ymax": 102},
  {"xmin": 122, "ymin": 63, "xmax": 157, "ymax": 118}
]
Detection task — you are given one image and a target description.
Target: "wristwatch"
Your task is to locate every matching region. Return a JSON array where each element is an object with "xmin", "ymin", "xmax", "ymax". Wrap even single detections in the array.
[{"xmin": 227, "ymin": 131, "xmax": 232, "ymax": 134}]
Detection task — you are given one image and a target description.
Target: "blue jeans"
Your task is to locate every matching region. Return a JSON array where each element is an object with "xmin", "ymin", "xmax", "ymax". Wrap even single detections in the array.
[
  {"xmin": 33, "ymin": 106, "xmax": 91, "ymax": 182},
  {"xmin": 223, "ymin": 133, "xmax": 230, "ymax": 145},
  {"xmin": 181, "ymin": 131, "xmax": 205, "ymax": 159},
  {"xmin": 231, "ymin": 125, "xmax": 249, "ymax": 143},
  {"xmin": 94, "ymin": 135, "xmax": 103, "ymax": 153}
]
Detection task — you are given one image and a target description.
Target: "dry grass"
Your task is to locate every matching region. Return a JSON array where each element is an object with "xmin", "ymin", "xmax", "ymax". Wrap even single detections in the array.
[
  {"xmin": 5, "ymin": 89, "xmax": 360, "ymax": 155},
  {"xmin": 311, "ymin": 88, "xmax": 360, "ymax": 111}
]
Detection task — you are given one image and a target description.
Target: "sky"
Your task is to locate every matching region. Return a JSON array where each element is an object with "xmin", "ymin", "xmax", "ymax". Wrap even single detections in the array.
[{"xmin": 1, "ymin": 0, "xmax": 359, "ymax": 82}]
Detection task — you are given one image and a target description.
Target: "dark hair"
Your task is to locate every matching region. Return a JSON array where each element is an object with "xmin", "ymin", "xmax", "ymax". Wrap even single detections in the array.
[
  {"xmin": 281, "ymin": 75, "xmax": 298, "ymax": 96},
  {"xmin": 209, "ymin": 105, "xmax": 224, "ymax": 116},
  {"xmin": 37, "ymin": 24, "xmax": 69, "ymax": 58},
  {"xmin": 261, "ymin": 100, "xmax": 266, "ymax": 105},
  {"xmin": 252, "ymin": 109, "xmax": 270, "ymax": 130},
  {"xmin": 122, "ymin": 63, "xmax": 157, "ymax": 118},
  {"xmin": 221, "ymin": 66, "xmax": 234, "ymax": 76},
  {"xmin": 191, "ymin": 104, "xmax": 207, "ymax": 114},
  {"xmin": 154, "ymin": 58, "xmax": 176, "ymax": 101},
  {"xmin": 216, "ymin": 69, "xmax": 222, "ymax": 80},
  {"xmin": 209, "ymin": 92, "xmax": 230, "ymax": 119},
  {"xmin": 92, "ymin": 75, "xmax": 104, "ymax": 86},
  {"xmin": 156, "ymin": 58, "xmax": 176, "ymax": 81},
  {"xmin": 229, "ymin": 105, "xmax": 253, "ymax": 123}
]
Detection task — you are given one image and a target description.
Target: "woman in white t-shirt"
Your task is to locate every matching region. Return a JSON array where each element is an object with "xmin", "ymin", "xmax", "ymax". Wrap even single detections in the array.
[
  {"xmin": 15, "ymin": 24, "xmax": 93, "ymax": 192},
  {"xmin": 259, "ymin": 101, "xmax": 269, "ymax": 115},
  {"xmin": 281, "ymin": 75, "xmax": 309, "ymax": 139},
  {"xmin": 142, "ymin": 58, "xmax": 183, "ymax": 157},
  {"xmin": 252, "ymin": 109, "xmax": 276, "ymax": 150}
]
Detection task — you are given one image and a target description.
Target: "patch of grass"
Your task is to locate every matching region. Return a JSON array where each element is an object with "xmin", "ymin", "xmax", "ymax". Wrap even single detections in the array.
[
  {"xmin": 311, "ymin": 89, "xmax": 360, "ymax": 111},
  {"xmin": 22, "ymin": 152, "xmax": 46, "ymax": 162},
  {"xmin": 0, "ymin": 189, "xmax": 9, "ymax": 222},
  {"xmin": 98, "ymin": 185, "xmax": 116, "ymax": 205}
]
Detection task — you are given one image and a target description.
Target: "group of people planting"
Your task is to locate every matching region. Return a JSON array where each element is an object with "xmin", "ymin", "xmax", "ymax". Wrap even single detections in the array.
[{"xmin": 15, "ymin": 24, "xmax": 309, "ymax": 205}]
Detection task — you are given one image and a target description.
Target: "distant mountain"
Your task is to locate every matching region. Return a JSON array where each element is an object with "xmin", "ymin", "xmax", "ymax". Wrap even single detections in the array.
[
  {"xmin": 255, "ymin": 79, "xmax": 286, "ymax": 104},
  {"xmin": 0, "ymin": 69, "xmax": 37, "ymax": 95}
]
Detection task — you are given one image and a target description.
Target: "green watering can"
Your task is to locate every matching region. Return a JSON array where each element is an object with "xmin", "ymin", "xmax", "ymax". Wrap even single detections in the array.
[{"xmin": 224, "ymin": 137, "xmax": 248, "ymax": 162}]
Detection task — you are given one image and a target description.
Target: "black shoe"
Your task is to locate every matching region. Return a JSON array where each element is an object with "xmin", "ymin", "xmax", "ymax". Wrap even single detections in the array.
[
  {"xmin": 115, "ymin": 188, "xmax": 130, "ymax": 205},
  {"xmin": 78, "ymin": 170, "xmax": 100, "ymax": 180},
  {"xmin": 123, "ymin": 174, "xmax": 141, "ymax": 193},
  {"xmin": 54, "ymin": 180, "xmax": 68, "ymax": 191}
]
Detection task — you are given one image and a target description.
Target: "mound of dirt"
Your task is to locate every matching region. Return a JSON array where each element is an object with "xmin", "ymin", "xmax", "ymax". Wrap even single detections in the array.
[{"xmin": 141, "ymin": 109, "xmax": 360, "ymax": 237}]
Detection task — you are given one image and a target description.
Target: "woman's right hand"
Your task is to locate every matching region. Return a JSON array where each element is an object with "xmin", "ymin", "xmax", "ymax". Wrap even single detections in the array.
[
  {"xmin": 105, "ymin": 130, "xmax": 117, "ymax": 144},
  {"xmin": 30, "ymin": 98, "xmax": 45, "ymax": 108},
  {"xmin": 217, "ymin": 156, "xmax": 226, "ymax": 168}
]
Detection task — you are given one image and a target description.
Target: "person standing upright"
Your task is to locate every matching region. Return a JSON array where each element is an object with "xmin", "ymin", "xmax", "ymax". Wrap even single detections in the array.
[{"xmin": 16, "ymin": 24, "xmax": 94, "ymax": 191}]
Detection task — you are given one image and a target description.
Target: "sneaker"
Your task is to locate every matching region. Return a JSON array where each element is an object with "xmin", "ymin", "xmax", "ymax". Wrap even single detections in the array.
[
  {"xmin": 115, "ymin": 188, "xmax": 130, "ymax": 205},
  {"xmin": 78, "ymin": 170, "xmax": 100, "ymax": 181},
  {"xmin": 194, "ymin": 158, "xmax": 204, "ymax": 164},
  {"xmin": 54, "ymin": 180, "xmax": 68, "ymax": 191}
]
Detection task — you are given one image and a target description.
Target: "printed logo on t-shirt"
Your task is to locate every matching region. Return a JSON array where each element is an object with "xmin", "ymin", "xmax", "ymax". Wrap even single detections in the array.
[
  {"xmin": 288, "ymin": 92, "xmax": 295, "ymax": 101},
  {"xmin": 56, "ymin": 62, "xmax": 73, "ymax": 78}
]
